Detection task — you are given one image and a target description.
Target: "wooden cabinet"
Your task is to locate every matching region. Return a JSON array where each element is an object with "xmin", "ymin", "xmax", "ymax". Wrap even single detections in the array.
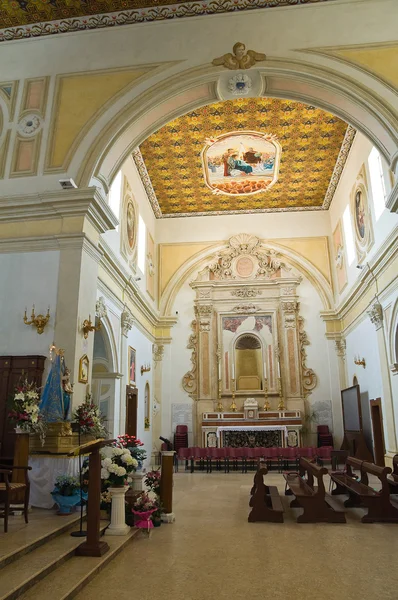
[{"xmin": 0, "ymin": 355, "xmax": 46, "ymax": 459}]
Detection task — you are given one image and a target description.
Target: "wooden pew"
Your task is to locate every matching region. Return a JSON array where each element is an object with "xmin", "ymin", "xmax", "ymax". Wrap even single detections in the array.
[
  {"xmin": 248, "ymin": 463, "xmax": 284, "ymax": 523},
  {"xmin": 387, "ymin": 454, "xmax": 398, "ymax": 494},
  {"xmin": 284, "ymin": 457, "xmax": 346, "ymax": 523},
  {"xmin": 331, "ymin": 458, "xmax": 398, "ymax": 523}
]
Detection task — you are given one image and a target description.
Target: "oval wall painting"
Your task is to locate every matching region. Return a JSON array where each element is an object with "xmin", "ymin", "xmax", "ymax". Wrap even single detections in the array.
[
  {"xmin": 126, "ymin": 200, "xmax": 136, "ymax": 250},
  {"xmin": 202, "ymin": 130, "xmax": 281, "ymax": 196}
]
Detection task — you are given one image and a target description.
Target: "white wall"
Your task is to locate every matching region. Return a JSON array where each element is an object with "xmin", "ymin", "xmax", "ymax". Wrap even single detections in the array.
[{"xmin": 0, "ymin": 250, "xmax": 60, "ymax": 358}]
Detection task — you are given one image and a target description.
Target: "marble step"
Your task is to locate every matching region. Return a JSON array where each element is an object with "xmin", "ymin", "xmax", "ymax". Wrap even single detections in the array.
[
  {"xmin": 0, "ymin": 512, "xmax": 83, "ymax": 570},
  {"xmin": 17, "ymin": 529, "xmax": 137, "ymax": 600},
  {"xmin": 0, "ymin": 521, "xmax": 110, "ymax": 600}
]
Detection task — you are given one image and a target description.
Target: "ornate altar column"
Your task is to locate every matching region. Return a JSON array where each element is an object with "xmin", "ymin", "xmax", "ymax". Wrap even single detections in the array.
[
  {"xmin": 195, "ymin": 300, "xmax": 216, "ymax": 444},
  {"xmin": 53, "ymin": 189, "xmax": 118, "ymax": 408},
  {"xmin": 368, "ymin": 302, "xmax": 398, "ymax": 462}
]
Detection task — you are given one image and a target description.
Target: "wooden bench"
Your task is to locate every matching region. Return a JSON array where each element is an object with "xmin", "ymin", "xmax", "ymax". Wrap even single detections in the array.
[
  {"xmin": 283, "ymin": 457, "xmax": 346, "ymax": 523},
  {"xmin": 387, "ymin": 454, "xmax": 398, "ymax": 494},
  {"xmin": 248, "ymin": 463, "xmax": 284, "ymax": 523},
  {"xmin": 331, "ymin": 457, "xmax": 398, "ymax": 523}
]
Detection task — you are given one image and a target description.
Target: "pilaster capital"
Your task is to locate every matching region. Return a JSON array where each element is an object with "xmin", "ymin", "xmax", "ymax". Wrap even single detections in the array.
[
  {"xmin": 334, "ymin": 338, "xmax": 346, "ymax": 360},
  {"xmin": 152, "ymin": 343, "xmax": 164, "ymax": 362},
  {"xmin": 367, "ymin": 302, "xmax": 384, "ymax": 330},
  {"xmin": 96, "ymin": 296, "xmax": 108, "ymax": 320},
  {"xmin": 121, "ymin": 307, "xmax": 134, "ymax": 337}
]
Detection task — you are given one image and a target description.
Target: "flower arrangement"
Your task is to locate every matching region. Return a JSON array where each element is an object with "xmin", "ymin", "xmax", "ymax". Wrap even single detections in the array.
[
  {"xmin": 100, "ymin": 445, "xmax": 138, "ymax": 487},
  {"xmin": 132, "ymin": 491, "xmax": 158, "ymax": 514},
  {"xmin": 72, "ymin": 394, "xmax": 107, "ymax": 438},
  {"xmin": 52, "ymin": 475, "xmax": 80, "ymax": 497},
  {"xmin": 117, "ymin": 434, "xmax": 147, "ymax": 467},
  {"xmin": 145, "ymin": 470, "xmax": 161, "ymax": 496},
  {"xmin": 8, "ymin": 377, "xmax": 46, "ymax": 443}
]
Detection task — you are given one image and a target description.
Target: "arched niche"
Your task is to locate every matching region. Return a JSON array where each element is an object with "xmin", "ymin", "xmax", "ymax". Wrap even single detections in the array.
[
  {"xmin": 233, "ymin": 332, "xmax": 266, "ymax": 392},
  {"xmin": 92, "ymin": 316, "xmax": 119, "ymax": 436}
]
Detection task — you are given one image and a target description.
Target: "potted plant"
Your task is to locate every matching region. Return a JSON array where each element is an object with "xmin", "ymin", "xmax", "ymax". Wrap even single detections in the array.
[
  {"xmin": 145, "ymin": 469, "xmax": 161, "ymax": 496},
  {"xmin": 131, "ymin": 492, "xmax": 158, "ymax": 529},
  {"xmin": 8, "ymin": 377, "xmax": 46, "ymax": 444},
  {"xmin": 51, "ymin": 475, "xmax": 81, "ymax": 515}
]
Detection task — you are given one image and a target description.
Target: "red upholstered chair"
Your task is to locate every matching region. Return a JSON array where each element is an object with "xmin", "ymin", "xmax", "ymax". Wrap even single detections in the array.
[
  {"xmin": 246, "ymin": 446, "xmax": 258, "ymax": 471},
  {"xmin": 297, "ymin": 447, "xmax": 317, "ymax": 461},
  {"xmin": 177, "ymin": 447, "xmax": 191, "ymax": 472},
  {"xmin": 281, "ymin": 447, "xmax": 298, "ymax": 471},
  {"xmin": 329, "ymin": 450, "xmax": 349, "ymax": 492},
  {"xmin": 176, "ymin": 425, "xmax": 188, "ymax": 434},
  {"xmin": 190, "ymin": 447, "xmax": 204, "ymax": 473},
  {"xmin": 206, "ymin": 446, "xmax": 219, "ymax": 473},
  {"xmin": 316, "ymin": 446, "xmax": 333, "ymax": 466},
  {"xmin": 229, "ymin": 447, "xmax": 240, "ymax": 471},
  {"xmin": 268, "ymin": 447, "xmax": 282, "ymax": 472},
  {"xmin": 317, "ymin": 425, "xmax": 334, "ymax": 447},
  {"xmin": 254, "ymin": 447, "xmax": 266, "ymax": 468}
]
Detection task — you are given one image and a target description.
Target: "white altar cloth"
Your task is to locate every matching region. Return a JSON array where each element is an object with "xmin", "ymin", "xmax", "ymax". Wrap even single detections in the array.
[
  {"xmin": 216, "ymin": 425, "xmax": 288, "ymax": 439},
  {"xmin": 29, "ymin": 455, "xmax": 80, "ymax": 509}
]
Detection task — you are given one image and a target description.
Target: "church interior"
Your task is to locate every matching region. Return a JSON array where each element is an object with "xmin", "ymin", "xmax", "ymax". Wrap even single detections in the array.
[{"xmin": 0, "ymin": 0, "xmax": 398, "ymax": 598}]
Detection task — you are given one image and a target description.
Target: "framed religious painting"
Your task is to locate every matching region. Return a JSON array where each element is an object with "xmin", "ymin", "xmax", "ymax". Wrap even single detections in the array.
[
  {"xmin": 128, "ymin": 346, "xmax": 136, "ymax": 386},
  {"xmin": 351, "ymin": 165, "xmax": 374, "ymax": 263},
  {"xmin": 78, "ymin": 354, "xmax": 89, "ymax": 384},
  {"xmin": 120, "ymin": 176, "xmax": 138, "ymax": 269}
]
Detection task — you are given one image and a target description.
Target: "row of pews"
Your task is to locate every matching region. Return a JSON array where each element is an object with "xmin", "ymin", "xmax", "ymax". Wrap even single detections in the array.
[{"xmin": 249, "ymin": 455, "xmax": 398, "ymax": 524}]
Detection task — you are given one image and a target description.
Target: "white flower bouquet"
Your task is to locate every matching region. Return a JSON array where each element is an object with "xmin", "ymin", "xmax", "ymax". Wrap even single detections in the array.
[
  {"xmin": 100, "ymin": 445, "xmax": 138, "ymax": 487},
  {"xmin": 8, "ymin": 377, "xmax": 46, "ymax": 443}
]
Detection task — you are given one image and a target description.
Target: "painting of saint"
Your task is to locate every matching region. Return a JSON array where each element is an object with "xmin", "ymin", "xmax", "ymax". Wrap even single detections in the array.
[
  {"xmin": 126, "ymin": 200, "xmax": 135, "ymax": 249},
  {"xmin": 202, "ymin": 131, "xmax": 281, "ymax": 196},
  {"xmin": 355, "ymin": 189, "xmax": 365, "ymax": 239},
  {"xmin": 128, "ymin": 347, "xmax": 136, "ymax": 386}
]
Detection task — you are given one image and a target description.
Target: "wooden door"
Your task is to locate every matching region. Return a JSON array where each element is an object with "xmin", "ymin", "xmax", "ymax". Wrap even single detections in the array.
[
  {"xmin": 370, "ymin": 398, "xmax": 385, "ymax": 466},
  {"xmin": 125, "ymin": 386, "xmax": 138, "ymax": 438}
]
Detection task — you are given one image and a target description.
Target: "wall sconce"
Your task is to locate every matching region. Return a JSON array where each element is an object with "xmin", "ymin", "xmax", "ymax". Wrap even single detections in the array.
[
  {"xmin": 141, "ymin": 364, "xmax": 151, "ymax": 375},
  {"xmin": 354, "ymin": 355, "xmax": 366, "ymax": 368},
  {"xmin": 82, "ymin": 315, "xmax": 101, "ymax": 339},
  {"xmin": 24, "ymin": 305, "xmax": 50, "ymax": 334}
]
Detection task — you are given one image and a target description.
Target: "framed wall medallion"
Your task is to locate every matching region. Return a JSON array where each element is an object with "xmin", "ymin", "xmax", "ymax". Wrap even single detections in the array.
[
  {"xmin": 78, "ymin": 354, "xmax": 89, "ymax": 383},
  {"xmin": 128, "ymin": 346, "xmax": 136, "ymax": 386},
  {"xmin": 332, "ymin": 219, "xmax": 347, "ymax": 293},
  {"xmin": 350, "ymin": 165, "xmax": 374, "ymax": 263},
  {"xmin": 120, "ymin": 176, "xmax": 138, "ymax": 269}
]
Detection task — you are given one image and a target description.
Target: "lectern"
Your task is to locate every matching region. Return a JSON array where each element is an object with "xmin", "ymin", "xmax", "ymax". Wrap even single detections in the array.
[{"xmin": 69, "ymin": 439, "xmax": 115, "ymax": 557}]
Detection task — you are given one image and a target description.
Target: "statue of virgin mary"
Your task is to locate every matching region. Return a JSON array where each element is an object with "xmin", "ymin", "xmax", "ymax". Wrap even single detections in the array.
[{"xmin": 39, "ymin": 347, "xmax": 73, "ymax": 422}]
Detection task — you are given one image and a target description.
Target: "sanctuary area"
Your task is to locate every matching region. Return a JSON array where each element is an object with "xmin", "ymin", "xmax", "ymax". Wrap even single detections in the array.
[{"xmin": 0, "ymin": 1, "xmax": 398, "ymax": 599}]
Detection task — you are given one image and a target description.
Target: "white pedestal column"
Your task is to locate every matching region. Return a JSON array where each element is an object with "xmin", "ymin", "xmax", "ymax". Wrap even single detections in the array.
[
  {"xmin": 130, "ymin": 471, "xmax": 145, "ymax": 493},
  {"xmin": 106, "ymin": 486, "xmax": 130, "ymax": 536}
]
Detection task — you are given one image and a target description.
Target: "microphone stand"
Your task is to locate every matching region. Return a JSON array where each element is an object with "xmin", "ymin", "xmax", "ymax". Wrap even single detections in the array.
[{"xmin": 71, "ymin": 423, "xmax": 87, "ymax": 537}]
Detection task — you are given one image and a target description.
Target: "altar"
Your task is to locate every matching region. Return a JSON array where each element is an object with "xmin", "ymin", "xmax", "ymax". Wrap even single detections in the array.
[{"xmin": 202, "ymin": 408, "xmax": 302, "ymax": 448}]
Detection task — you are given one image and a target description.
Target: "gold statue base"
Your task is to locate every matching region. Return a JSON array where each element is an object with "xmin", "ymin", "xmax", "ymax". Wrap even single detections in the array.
[{"xmin": 29, "ymin": 422, "xmax": 96, "ymax": 454}]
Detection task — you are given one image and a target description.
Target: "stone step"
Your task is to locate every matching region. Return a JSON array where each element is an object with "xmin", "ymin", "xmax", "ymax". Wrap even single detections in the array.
[
  {"xmin": 0, "ymin": 512, "xmax": 83, "ymax": 570},
  {"xmin": 17, "ymin": 529, "xmax": 137, "ymax": 600}
]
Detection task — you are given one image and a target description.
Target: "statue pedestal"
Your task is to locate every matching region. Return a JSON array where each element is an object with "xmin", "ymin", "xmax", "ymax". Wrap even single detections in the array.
[
  {"xmin": 130, "ymin": 471, "xmax": 145, "ymax": 493},
  {"xmin": 106, "ymin": 486, "xmax": 130, "ymax": 536}
]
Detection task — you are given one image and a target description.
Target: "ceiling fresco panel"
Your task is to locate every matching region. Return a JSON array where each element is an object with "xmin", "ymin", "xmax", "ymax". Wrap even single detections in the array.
[{"xmin": 139, "ymin": 97, "xmax": 349, "ymax": 216}]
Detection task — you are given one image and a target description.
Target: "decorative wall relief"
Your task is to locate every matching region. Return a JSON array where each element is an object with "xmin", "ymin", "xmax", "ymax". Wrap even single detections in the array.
[
  {"xmin": 182, "ymin": 320, "xmax": 198, "ymax": 399},
  {"xmin": 120, "ymin": 178, "xmax": 138, "ymax": 269},
  {"xmin": 212, "ymin": 42, "xmax": 266, "ymax": 70},
  {"xmin": 146, "ymin": 231, "xmax": 156, "ymax": 300},
  {"xmin": 95, "ymin": 296, "xmax": 108, "ymax": 320},
  {"xmin": 232, "ymin": 304, "xmax": 259, "ymax": 314},
  {"xmin": 332, "ymin": 219, "xmax": 348, "ymax": 293},
  {"xmin": 121, "ymin": 307, "xmax": 134, "ymax": 337},
  {"xmin": 298, "ymin": 317, "xmax": 317, "ymax": 397},
  {"xmin": 231, "ymin": 288, "xmax": 262, "ymax": 298},
  {"xmin": 152, "ymin": 344, "xmax": 164, "ymax": 362},
  {"xmin": 208, "ymin": 234, "xmax": 288, "ymax": 280},
  {"xmin": 351, "ymin": 165, "xmax": 374, "ymax": 263}
]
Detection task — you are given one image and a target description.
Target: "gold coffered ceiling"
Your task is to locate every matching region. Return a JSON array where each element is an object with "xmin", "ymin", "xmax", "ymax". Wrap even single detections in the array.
[{"xmin": 139, "ymin": 98, "xmax": 351, "ymax": 217}]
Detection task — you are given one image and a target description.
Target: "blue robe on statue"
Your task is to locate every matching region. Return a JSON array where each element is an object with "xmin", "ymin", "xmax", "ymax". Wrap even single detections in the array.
[{"xmin": 40, "ymin": 355, "xmax": 71, "ymax": 422}]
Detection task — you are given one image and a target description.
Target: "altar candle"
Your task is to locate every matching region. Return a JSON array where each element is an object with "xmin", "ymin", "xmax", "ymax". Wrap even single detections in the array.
[
  {"xmin": 232, "ymin": 363, "xmax": 235, "ymax": 380},
  {"xmin": 277, "ymin": 359, "xmax": 281, "ymax": 378},
  {"xmin": 263, "ymin": 360, "xmax": 267, "ymax": 379},
  {"xmin": 218, "ymin": 361, "xmax": 221, "ymax": 380}
]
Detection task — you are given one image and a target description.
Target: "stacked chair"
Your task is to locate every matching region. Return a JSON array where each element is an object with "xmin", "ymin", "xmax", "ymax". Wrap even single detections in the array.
[
  {"xmin": 317, "ymin": 425, "xmax": 334, "ymax": 447},
  {"xmin": 174, "ymin": 425, "xmax": 188, "ymax": 452}
]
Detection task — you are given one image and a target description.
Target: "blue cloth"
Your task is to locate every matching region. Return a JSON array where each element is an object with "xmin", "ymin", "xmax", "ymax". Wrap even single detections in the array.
[
  {"xmin": 40, "ymin": 355, "xmax": 71, "ymax": 422},
  {"xmin": 230, "ymin": 159, "xmax": 253, "ymax": 174}
]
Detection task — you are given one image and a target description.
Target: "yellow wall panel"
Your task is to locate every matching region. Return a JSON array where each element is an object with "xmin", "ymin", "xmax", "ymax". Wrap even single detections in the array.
[
  {"xmin": 275, "ymin": 237, "xmax": 331, "ymax": 283},
  {"xmin": 48, "ymin": 68, "xmax": 152, "ymax": 169},
  {"xmin": 159, "ymin": 242, "xmax": 216, "ymax": 296}
]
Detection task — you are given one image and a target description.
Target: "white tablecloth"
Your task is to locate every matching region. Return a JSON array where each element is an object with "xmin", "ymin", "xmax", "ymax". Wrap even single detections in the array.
[
  {"xmin": 216, "ymin": 425, "xmax": 288, "ymax": 439},
  {"xmin": 28, "ymin": 456, "xmax": 80, "ymax": 509}
]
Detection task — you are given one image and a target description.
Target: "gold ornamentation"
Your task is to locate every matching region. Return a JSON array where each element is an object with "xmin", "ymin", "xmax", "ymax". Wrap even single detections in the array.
[
  {"xmin": 230, "ymin": 378, "xmax": 237, "ymax": 411},
  {"xmin": 141, "ymin": 364, "xmax": 151, "ymax": 375},
  {"xmin": 209, "ymin": 234, "xmax": 288, "ymax": 280},
  {"xmin": 24, "ymin": 305, "xmax": 50, "ymax": 334},
  {"xmin": 354, "ymin": 356, "xmax": 366, "ymax": 368},
  {"xmin": 78, "ymin": 354, "xmax": 89, "ymax": 384},
  {"xmin": 212, "ymin": 42, "xmax": 266, "ymax": 70},
  {"xmin": 298, "ymin": 316, "xmax": 317, "ymax": 396},
  {"xmin": 182, "ymin": 320, "xmax": 198, "ymax": 399},
  {"xmin": 277, "ymin": 377, "xmax": 285, "ymax": 411},
  {"xmin": 263, "ymin": 378, "xmax": 270, "ymax": 411},
  {"xmin": 82, "ymin": 314, "xmax": 101, "ymax": 338}
]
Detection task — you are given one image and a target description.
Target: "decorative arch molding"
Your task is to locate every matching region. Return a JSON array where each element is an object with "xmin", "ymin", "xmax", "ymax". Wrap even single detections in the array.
[
  {"xmin": 94, "ymin": 313, "xmax": 119, "ymax": 375},
  {"xmin": 388, "ymin": 297, "xmax": 398, "ymax": 374},
  {"xmin": 159, "ymin": 239, "xmax": 334, "ymax": 317},
  {"xmin": 70, "ymin": 59, "xmax": 398, "ymax": 195}
]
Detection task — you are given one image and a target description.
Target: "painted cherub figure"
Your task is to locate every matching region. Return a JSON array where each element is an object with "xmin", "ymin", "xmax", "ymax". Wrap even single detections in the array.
[{"xmin": 212, "ymin": 42, "xmax": 266, "ymax": 70}]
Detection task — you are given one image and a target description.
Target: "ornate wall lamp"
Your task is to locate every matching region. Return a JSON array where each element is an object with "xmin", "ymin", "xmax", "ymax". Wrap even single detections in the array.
[
  {"xmin": 24, "ymin": 305, "xmax": 50, "ymax": 334},
  {"xmin": 354, "ymin": 356, "xmax": 366, "ymax": 368},
  {"xmin": 141, "ymin": 364, "xmax": 151, "ymax": 376},
  {"xmin": 82, "ymin": 315, "xmax": 101, "ymax": 339}
]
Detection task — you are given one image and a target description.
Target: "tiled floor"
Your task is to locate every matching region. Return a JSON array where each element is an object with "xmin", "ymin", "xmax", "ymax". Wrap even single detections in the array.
[{"xmin": 75, "ymin": 471, "xmax": 398, "ymax": 600}]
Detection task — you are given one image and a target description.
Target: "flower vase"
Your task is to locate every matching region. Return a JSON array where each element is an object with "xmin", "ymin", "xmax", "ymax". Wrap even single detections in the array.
[
  {"xmin": 15, "ymin": 426, "xmax": 24, "ymax": 434},
  {"xmin": 105, "ymin": 486, "xmax": 130, "ymax": 536},
  {"xmin": 51, "ymin": 493, "xmax": 81, "ymax": 515}
]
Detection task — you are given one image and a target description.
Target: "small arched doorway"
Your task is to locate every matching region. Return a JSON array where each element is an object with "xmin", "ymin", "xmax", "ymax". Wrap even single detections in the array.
[
  {"xmin": 92, "ymin": 322, "xmax": 118, "ymax": 436},
  {"xmin": 234, "ymin": 333, "xmax": 266, "ymax": 392}
]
